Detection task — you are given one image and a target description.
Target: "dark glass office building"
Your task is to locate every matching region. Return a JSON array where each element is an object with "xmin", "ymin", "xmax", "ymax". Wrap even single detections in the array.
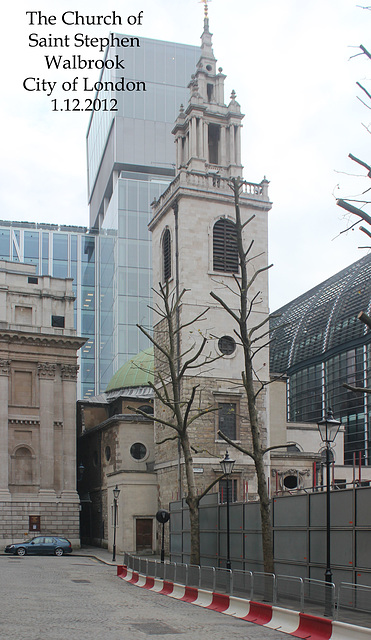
[{"xmin": 270, "ymin": 253, "xmax": 371, "ymax": 465}]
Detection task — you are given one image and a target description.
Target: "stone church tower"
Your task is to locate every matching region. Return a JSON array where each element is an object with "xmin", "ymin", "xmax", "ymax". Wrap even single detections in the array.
[{"xmin": 149, "ymin": 11, "xmax": 272, "ymax": 508}]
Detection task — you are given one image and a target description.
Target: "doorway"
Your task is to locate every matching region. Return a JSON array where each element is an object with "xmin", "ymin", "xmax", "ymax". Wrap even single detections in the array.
[{"xmin": 136, "ymin": 518, "xmax": 153, "ymax": 552}]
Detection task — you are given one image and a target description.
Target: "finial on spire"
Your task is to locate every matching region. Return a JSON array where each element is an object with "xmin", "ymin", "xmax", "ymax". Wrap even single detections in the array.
[{"xmin": 199, "ymin": 0, "xmax": 212, "ymax": 19}]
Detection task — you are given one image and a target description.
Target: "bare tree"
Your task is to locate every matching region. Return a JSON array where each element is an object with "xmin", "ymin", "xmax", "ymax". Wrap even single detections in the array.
[
  {"xmin": 337, "ymin": 42, "xmax": 371, "ymax": 243},
  {"xmin": 131, "ymin": 282, "xmax": 224, "ymax": 566},
  {"xmin": 210, "ymin": 176, "xmax": 276, "ymax": 574}
]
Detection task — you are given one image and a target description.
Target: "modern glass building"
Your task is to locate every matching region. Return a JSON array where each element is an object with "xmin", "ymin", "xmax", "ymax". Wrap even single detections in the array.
[
  {"xmin": 270, "ymin": 253, "xmax": 371, "ymax": 465},
  {"xmin": 0, "ymin": 220, "xmax": 96, "ymax": 399},
  {"xmin": 87, "ymin": 35, "xmax": 200, "ymax": 391},
  {"xmin": 0, "ymin": 36, "xmax": 200, "ymax": 398}
]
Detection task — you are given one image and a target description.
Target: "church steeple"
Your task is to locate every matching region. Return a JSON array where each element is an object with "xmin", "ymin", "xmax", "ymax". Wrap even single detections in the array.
[{"xmin": 173, "ymin": 2, "xmax": 244, "ymax": 177}]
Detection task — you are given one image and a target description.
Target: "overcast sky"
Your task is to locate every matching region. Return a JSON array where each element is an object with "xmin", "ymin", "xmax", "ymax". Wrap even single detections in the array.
[{"xmin": 1, "ymin": 0, "xmax": 370, "ymax": 310}]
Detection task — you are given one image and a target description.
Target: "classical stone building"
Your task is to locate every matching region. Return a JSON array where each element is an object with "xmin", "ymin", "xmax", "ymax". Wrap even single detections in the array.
[
  {"xmin": 148, "ymin": 14, "xmax": 273, "ymax": 508},
  {"xmin": 0, "ymin": 261, "xmax": 85, "ymax": 547},
  {"xmin": 77, "ymin": 349, "xmax": 157, "ymax": 554}
]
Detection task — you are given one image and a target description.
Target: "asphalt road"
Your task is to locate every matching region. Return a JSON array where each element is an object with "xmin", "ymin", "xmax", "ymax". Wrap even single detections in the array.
[{"xmin": 0, "ymin": 555, "xmax": 289, "ymax": 640}]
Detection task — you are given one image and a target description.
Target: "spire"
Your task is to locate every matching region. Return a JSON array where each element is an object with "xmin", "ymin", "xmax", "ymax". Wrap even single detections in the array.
[
  {"xmin": 172, "ymin": 0, "xmax": 244, "ymax": 177},
  {"xmin": 198, "ymin": 0, "xmax": 214, "ymax": 67},
  {"xmin": 200, "ymin": 0, "xmax": 211, "ymax": 32}
]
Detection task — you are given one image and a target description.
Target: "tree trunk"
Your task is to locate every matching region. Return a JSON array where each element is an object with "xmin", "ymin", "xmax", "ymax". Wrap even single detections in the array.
[
  {"xmin": 182, "ymin": 433, "xmax": 200, "ymax": 565},
  {"xmin": 186, "ymin": 495, "xmax": 200, "ymax": 566}
]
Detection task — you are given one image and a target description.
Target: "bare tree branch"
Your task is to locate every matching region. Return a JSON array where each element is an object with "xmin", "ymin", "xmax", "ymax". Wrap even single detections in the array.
[{"xmin": 217, "ymin": 429, "xmax": 255, "ymax": 461}]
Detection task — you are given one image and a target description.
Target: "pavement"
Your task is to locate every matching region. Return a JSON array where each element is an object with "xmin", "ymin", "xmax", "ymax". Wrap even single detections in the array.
[
  {"xmin": 75, "ymin": 545, "xmax": 161, "ymax": 565},
  {"xmin": 4, "ymin": 545, "xmax": 370, "ymax": 631},
  {"xmin": 3, "ymin": 554, "xmax": 280, "ymax": 640},
  {"xmin": 77, "ymin": 546, "xmax": 371, "ymax": 631}
]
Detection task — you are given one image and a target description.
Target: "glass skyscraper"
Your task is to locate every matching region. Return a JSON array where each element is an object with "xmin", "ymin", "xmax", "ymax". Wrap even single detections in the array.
[
  {"xmin": 87, "ymin": 35, "xmax": 200, "ymax": 391},
  {"xmin": 0, "ymin": 35, "xmax": 200, "ymax": 397}
]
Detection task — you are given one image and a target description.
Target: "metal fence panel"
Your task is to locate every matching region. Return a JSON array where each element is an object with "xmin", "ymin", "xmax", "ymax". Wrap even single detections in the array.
[
  {"xmin": 337, "ymin": 582, "xmax": 371, "ymax": 626},
  {"xmin": 164, "ymin": 562, "xmax": 176, "ymax": 583},
  {"xmin": 147, "ymin": 559, "xmax": 157, "ymax": 578},
  {"xmin": 187, "ymin": 564, "xmax": 200, "ymax": 588},
  {"xmin": 274, "ymin": 530, "xmax": 307, "ymax": 562},
  {"xmin": 276, "ymin": 575, "xmax": 304, "ymax": 611},
  {"xmin": 252, "ymin": 572, "xmax": 275, "ymax": 603},
  {"xmin": 273, "ymin": 495, "xmax": 307, "ymax": 527},
  {"xmin": 123, "ymin": 552, "xmax": 130, "ymax": 567},
  {"xmin": 200, "ymin": 566, "xmax": 215, "ymax": 592},
  {"xmin": 155, "ymin": 561, "xmax": 164, "ymax": 580},
  {"xmin": 200, "ymin": 531, "xmax": 218, "ymax": 557},
  {"xmin": 244, "ymin": 532, "xmax": 263, "ymax": 563},
  {"xmin": 174, "ymin": 563, "xmax": 187, "ymax": 585},
  {"xmin": 304, "ymin": 578, "xmax": 335, "ymax": 617},
  {"xmin": 139, "ymin": 558, "xmax": 148, "ymax": 575},
  {"xmin": 232, "ymin": 570, "xmax": 253, "ymax": 600},
  {"xmin": 243, "ymin": 502, "xmax": 261, "ymax": 530},
  {"xmin": 200, "ymin": 506, "xmax": 218, "ymax": 529},
  {"xmin": 357, "ymin": 487, "xmax": 371, "ymax": 526},
  {"xmin": 215, "ymin": 568, "xmax": 232, "ymax": 594}
]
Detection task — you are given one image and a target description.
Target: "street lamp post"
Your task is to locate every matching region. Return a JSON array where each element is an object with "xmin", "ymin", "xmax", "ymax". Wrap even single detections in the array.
[
  {"xmin": 156, "ymin": 509, "xmax": 170, "ymax": 563},
  {"xmin": 317, "ymin": 408, "xmax": 341, "ymax": 616},
  {"xmin": 112, "ymin": 485, "xmax": 120, "ymax": 563},
  {"xmin": 220, "ymin": 450, "xmax": 235, "ymax": 570}
]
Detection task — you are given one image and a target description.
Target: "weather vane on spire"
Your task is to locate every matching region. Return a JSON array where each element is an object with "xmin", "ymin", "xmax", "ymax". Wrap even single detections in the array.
[{"xmin": 199, "ymin": 0, "xmax": 212, "ymax": 19}]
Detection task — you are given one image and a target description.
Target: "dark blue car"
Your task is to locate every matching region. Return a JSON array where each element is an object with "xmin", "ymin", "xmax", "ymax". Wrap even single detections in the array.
[{"xmin": 5, "ymin": 536, "xmax": 72, "ymax": 556}]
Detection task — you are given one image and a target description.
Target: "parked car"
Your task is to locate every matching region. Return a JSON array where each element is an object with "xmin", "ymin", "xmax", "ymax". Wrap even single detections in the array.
[{"xmin": 5, "ymin": 536, "xmax": 72, "ymax": 556}]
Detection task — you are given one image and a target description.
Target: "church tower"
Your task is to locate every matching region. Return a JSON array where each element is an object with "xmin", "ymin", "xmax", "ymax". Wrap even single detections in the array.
[{"xmin": 149, "ymin": 7, "xmax": 272, "ymax": 511}]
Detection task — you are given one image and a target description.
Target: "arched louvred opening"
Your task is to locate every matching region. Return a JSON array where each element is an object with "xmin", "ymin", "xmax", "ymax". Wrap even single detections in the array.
[
  {"xmin": 213, "ymin": 218, "xmax": 238, "ymax": 273},
  {"xmin": 162, "ymin": 228, "xmax": 171, "ymax": 281}
]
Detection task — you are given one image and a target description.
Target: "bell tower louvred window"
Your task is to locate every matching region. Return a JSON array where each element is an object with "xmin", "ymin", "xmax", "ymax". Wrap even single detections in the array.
[
  {"xmin": 163, "ymin": 228, "xmax": 171, "ymax": 281},
  {"xmin": 213, "ymin": 218, "xmax": 238, "ymax": 273}
]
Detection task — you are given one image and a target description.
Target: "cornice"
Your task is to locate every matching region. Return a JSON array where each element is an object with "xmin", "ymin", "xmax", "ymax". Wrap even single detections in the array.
[
  {"xmin": 9, "ymin": 418, "xmax": 40, "ymax": 426},
  {"xmin": 0, "ymin": 330, "xmax": 86, "ymax": 350}
]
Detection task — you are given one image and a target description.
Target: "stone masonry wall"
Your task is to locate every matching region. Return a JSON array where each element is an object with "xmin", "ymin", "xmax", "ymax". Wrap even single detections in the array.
[{"xmin": 0, "ymin": 500, "xmax": 80, "ymax": 548}]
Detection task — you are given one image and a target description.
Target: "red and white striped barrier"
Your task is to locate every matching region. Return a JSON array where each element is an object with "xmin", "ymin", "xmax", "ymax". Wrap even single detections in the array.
[{"xmin": 117, "ymin": 566, "xmax": 371, "ymax": 640}]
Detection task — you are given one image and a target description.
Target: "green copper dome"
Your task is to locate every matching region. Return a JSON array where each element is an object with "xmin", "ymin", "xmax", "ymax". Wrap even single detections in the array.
[{"xmin": 105, "ymin": 348, "xmax": 154, "ymax": 392}]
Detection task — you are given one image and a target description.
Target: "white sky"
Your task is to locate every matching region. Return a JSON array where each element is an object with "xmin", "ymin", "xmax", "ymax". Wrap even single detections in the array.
[{"xmin": 1, "ymin": 0, "xmax": 370, "ymax": 310}]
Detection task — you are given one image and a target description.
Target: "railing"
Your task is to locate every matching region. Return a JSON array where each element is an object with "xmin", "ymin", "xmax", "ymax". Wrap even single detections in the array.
[
  {"xmin": 121, "ymin": 552, "xmax": 371, "ymax": 626},
  {"xmin": 336, "ymin": 582, "xmax": 371, "ymax": 626},
  {"xmin": 150, "ymin": 171, "xmax": 269, "ymax": 219}
]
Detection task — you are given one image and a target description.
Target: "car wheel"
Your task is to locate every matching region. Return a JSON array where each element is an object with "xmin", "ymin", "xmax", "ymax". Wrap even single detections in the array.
[
  {"xmin": 16, "ymin": 547, "xmax": 26, "ymax": 556},
  {"xmin": 54, "ymin": 547, "xmax": 64, "ymax": 556}
]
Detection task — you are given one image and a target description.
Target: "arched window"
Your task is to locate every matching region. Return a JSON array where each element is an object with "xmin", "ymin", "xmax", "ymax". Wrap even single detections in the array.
[
  {"xmin": 12, "ymin": 447, "xmax": 33, "ymax": 485},
  {"xmin": 162, "ymin": 228, "xmax": 171, "ymax": 281},
  {"xmin": 213, "ymin": 219, "xmax": 238, "ymax": 273}
]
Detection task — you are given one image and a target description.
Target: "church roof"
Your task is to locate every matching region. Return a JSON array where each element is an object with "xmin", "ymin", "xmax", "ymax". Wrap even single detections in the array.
[{"xmin": 105, "ymin": 348, "xmax": 154, "ymax": 392}]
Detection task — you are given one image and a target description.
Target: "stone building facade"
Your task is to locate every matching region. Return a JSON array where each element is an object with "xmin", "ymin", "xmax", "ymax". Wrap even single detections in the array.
[
  {"xmin": 77, "ymin": 349, "xmax": 157, "ymax": 554},
  {"xmin": 149, "ymin": 15, "xmax": 273, "ymax": 509},
  {"xmin": 0, "ymin": 261, "xmax": 85, "ymax": 547}
]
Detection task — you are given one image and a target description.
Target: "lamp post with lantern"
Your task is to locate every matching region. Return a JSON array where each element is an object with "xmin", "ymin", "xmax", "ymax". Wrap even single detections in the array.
[
  {"xmin": 220, "ymin": 450, "xmax": 235, "ymax": 570},
  {"xmin": 112, "ymin": 485, "xmax": 120, "ymax": 563},
  {"xmin": 317, "ymin": 409, "xmax": 341, "ymax": 615}
]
